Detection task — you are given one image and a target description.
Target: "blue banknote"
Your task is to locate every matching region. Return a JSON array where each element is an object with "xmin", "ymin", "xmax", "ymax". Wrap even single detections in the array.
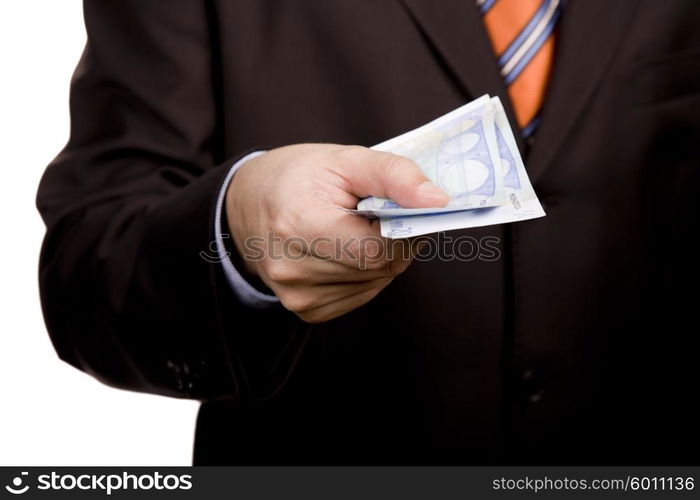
[
  {"xmin": 355, "ymin": 95, "xmax": 505, "ymax": 217},
  {"xmin": 376, "ymin": 96, "xmax": 545, "ymax": 238}
]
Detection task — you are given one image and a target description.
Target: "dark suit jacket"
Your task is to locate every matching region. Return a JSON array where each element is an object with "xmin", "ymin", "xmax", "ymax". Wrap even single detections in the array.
[{"xmin": 37, "ymin": 0, "xmax": 700, "ymax": 465}]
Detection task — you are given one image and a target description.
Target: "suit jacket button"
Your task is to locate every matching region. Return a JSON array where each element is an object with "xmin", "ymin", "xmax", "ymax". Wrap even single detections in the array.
[{"xmin": 521, "ymin": 369, "xmax": 544, "ymax": 403}]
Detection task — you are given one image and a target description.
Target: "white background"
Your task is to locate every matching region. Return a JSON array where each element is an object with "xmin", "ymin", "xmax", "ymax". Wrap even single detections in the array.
[{"xmin": 0, "ymin": 1, "xmax": 199, "ymax": 465}]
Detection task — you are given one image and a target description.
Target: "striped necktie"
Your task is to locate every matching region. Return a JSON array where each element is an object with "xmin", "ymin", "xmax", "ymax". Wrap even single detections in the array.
[{"xmin": 477, "ymin": 0, "xmax": 562, "ymax": 138}]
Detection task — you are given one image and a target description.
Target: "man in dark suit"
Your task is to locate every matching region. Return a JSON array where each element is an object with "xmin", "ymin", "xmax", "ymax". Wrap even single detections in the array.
[{"xmin": 37, "ymin": 0, "xmax": 700, "ymax": 465}]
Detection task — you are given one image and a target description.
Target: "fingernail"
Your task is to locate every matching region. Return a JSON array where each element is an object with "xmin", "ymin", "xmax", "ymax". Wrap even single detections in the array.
[{"xmin": 416, "ymin": 181, "xmax": 449, "ymax": 204}]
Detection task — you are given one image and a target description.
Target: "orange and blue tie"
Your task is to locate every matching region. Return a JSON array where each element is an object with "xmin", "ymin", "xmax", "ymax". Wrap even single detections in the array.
[{"xmin": 478, "ymin": 0, "xmax": 562, "ymax": 138}]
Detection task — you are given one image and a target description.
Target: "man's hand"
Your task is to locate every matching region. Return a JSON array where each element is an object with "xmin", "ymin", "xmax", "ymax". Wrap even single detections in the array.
[{"xmin": 226, "ymin": 144, "xmax": 449, "ymax": 323}]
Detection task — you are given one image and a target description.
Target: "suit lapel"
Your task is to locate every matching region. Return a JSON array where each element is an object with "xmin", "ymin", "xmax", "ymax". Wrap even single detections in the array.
[
  {"xmin": 401, "ymin": 0, "xmax": 641, "ymax": 185},
  {"xmin": 399, "ymin": 0, "xmax": 523, "ymax": 151},
  {"xmin": 526, "ymin": 0, "xmax": 640, "ymax": 182}
]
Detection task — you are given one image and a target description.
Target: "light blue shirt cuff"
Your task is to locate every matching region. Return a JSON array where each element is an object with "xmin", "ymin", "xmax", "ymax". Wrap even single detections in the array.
[{"xmin": 214, "ymin": 151, "xmax": 280, "ymax": 308}]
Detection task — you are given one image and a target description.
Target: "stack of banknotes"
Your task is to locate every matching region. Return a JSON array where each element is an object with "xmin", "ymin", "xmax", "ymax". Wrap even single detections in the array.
[{"xmin": 353, "ymin": 95, "xmax": 545, "ymax": 238}]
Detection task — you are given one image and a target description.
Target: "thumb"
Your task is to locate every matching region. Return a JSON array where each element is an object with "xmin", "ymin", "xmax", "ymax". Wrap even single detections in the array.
[{"xmin": 335, "ymin": 147, "xmax": 449, "ymax": 208}]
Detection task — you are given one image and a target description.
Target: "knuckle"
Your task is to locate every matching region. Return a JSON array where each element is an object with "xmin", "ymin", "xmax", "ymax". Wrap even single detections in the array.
[
  {"xmin": 332, "ymin": 145, "xmax": 366, "ymax": 167},
  {"xmin": 263, "ymin": 260, "xmax": 297, "ymax": 284},
  {"xmin": 296, "ymin": 310, "xmax": 326, "ymax": 324},
  {"xmin": 338, "ymin": 145, "xmax": 366, "ymax": 158},
  {"xmin": 383, "ymin": 154, "xmax": 415, "ymax": 181},
  {"xmin": 280, "ymin": 291, "xmax": 316, "ymax": 313},
  {"xmin": 387, "ymin": 259, "xmax": 410, "ymax": 276},
  {"xmin": 361, "ymin": 256, "xmax": 390, "ymax": 271},
  {"xmin": 269, "ymin": 214, "xmax": 294, "ymax": 238}
]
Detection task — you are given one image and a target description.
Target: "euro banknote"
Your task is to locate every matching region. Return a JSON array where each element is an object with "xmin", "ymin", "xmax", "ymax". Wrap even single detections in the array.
[
  {"xmin": 356, "ymin": 94, "xmax": 504, "ymax": 217},
  {"xmin": 353, "ymin": 95, "xmax": 546, "ymax": 238}
]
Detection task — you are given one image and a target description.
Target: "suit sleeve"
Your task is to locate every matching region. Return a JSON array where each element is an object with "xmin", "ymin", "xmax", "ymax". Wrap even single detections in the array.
[{"xmin": 36, "ymin": 0, "xmax": 310, "ymax": 400}]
